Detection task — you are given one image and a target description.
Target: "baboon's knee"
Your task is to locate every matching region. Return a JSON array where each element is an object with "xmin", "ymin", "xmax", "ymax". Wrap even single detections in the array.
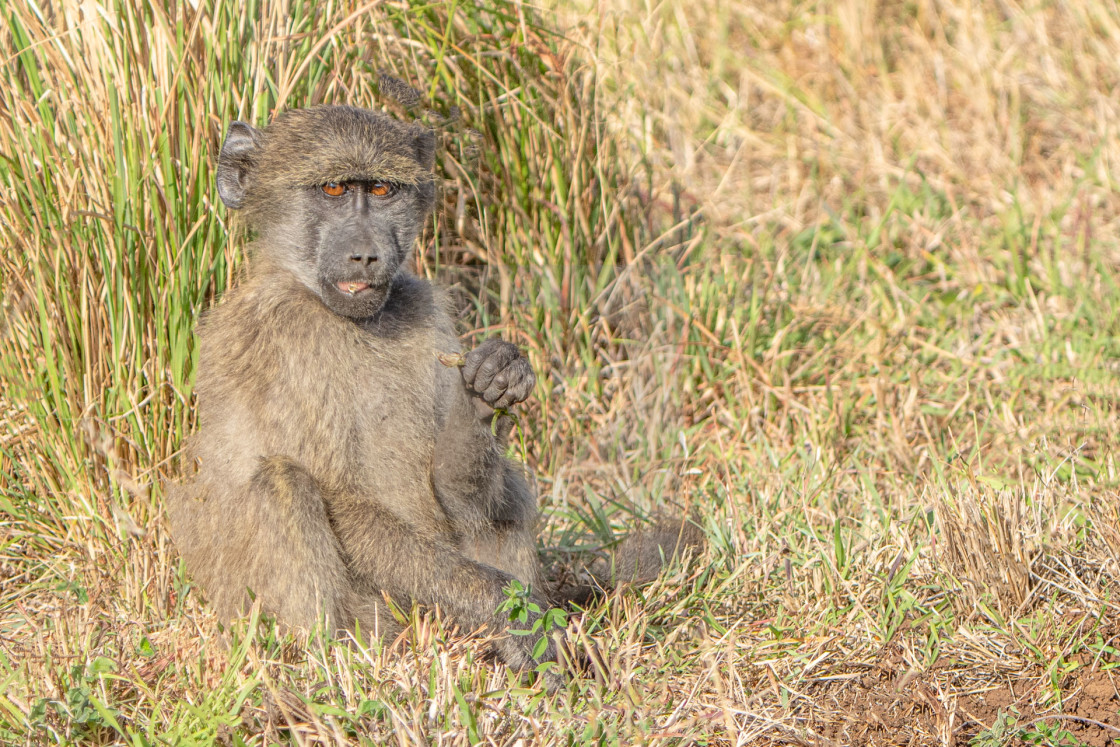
[
  {"xmin": 461, "ymin": 523, "xmax": 540, "ymax": 590},
  {"xmin": 223, "ymin": 457, "xmax": 351, "ymax": 630},
  {"xmin": 251, "ymin": 457, "xmax": 329, "ymax": 522}
]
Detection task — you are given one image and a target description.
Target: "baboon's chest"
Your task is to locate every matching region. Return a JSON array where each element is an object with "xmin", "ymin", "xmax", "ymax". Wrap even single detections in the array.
[
  {"xmin": 347, "ymin": 348, "xmax": 439, "ymax": 455},
  {"xmin": 254, "ymin": 291, "xmax": 456, "ymax": 522},
  {"xmin": 327, "ymin": 340, "xmax": 444, "ymax": 515}
]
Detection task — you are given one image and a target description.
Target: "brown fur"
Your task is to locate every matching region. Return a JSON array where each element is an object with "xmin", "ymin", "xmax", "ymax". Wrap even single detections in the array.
[
  {"xmin": 591, "ymin": 518, "xmax": 705, "ymax": 587},
  {"xmin": 167, "ymin": 106, "xmax": 701, "ymax": 685},
  {"xmin": 168, "ymin": 259, "xmax": 546, "ymax": 648},
  {"xmin": 169, "ymin": 106, "xmax": 548, "ymax": 678}
]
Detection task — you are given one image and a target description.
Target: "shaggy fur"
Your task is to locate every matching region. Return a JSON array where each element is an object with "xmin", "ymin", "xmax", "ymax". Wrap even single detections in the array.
[
  {"xmin": 167, "ymin": 105, "xmax": 701, "ymax": 685},
  {"xmin": 168, "ymin": 106, "xmax": 547, "ymax": 676}
]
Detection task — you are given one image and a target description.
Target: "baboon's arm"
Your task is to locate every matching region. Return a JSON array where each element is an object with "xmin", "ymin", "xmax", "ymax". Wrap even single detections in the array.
[
  {"xmin": 432, "ymin": 383, "xmax": 512, "ymax": 518},
  {"xmin": 432, "ymin": 338, "xmax": 537, "ymax": 524},
  {"xmin": 329, "ymin": 494, "xmax": 551, "ymax": 670}
]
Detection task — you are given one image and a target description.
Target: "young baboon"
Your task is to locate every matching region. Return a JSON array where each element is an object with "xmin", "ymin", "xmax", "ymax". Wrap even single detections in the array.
[{"xmin": 168, "ymin": 105, "xmax": 699, "ymax": 684}]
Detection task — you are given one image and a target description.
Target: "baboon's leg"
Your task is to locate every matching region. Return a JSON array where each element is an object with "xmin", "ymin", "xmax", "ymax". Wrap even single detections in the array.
[
  {"xmin": 328, "ymin": 494, "xmax": 548, "ymax": 671},
  {"xmin": 460, "ymin": 522, "xmax": 540, "ymax": 589},
  {"xmin": 211, "ymin": 457, "xmax": 353, "ymax": 632}
]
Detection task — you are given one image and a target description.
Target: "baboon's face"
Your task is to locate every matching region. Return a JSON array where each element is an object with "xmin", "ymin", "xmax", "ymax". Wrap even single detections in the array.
[
  {"xmin": 216, "ymin": 106, "xmax": 437, "ymax": 319},
  {"xmin": 306, "ymin": 178, "xmax": 421, "ymax": 318}
]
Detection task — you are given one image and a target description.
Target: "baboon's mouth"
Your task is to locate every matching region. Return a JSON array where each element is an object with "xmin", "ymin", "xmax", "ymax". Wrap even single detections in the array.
[
  {"xmin": 336, "ymin": 280, "xmax": 372, "ymax": 296},
  {"xmin": 321, "ymin": 275, "xmax": 390, "ymax": 317}
]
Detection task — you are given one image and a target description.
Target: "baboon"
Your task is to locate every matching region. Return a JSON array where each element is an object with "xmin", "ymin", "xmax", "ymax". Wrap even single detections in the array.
[{"xmin": 168, "ymin": 105, "xmax": 699, "ymax": 684}]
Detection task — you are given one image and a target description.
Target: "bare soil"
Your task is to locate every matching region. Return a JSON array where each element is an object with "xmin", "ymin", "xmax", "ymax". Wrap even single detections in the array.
[{"xmin": 782, "ymin": 646, "xmax": 1120, "ymax": 746}]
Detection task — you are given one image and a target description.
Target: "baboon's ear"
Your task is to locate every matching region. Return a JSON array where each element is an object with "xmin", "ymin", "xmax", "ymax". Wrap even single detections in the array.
[
  {"xmin": 216, "ymin": 121, "xmax": 263, "ymax": 210},
  {"xmin": 413, "ymin": 128, "xmax": 436, "ymax": 171}
]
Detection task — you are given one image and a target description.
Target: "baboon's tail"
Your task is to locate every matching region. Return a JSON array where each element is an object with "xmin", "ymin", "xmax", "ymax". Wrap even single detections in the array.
[
  {"xmin": 550, "ymin": 517, "xmax": 704, "ymax": 607},
  {"xmin": 590, "ymin": 517, "xmax": 705, "ymax": 587}
]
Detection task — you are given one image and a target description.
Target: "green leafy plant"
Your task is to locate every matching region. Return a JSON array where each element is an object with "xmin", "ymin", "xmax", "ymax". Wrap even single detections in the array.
[{"xmin": 497, "ymin": 580, "xmax": 568, "ymax": 663}]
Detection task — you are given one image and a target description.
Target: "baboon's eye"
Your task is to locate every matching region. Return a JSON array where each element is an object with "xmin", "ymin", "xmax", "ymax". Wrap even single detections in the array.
[
  {"xmin": 322, "ymin": 182, "xmax": 346, "ymax": 197},
  {"xmin": 369, "ymin": 181, "xmax": 395, "ymax": 197}
]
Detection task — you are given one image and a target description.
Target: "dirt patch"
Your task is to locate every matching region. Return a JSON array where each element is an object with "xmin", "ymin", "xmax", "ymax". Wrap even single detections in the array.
[
  {"xmin": 959, "ymin": 670, "xmax": 1120, "ymax": 747},
  {"xmin": 774, "ymin": 645, "xmax": 1120, "ymax": 746}
]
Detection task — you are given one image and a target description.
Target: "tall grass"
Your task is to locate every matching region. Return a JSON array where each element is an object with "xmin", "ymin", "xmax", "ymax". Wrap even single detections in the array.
[
  {"xmin": 0, "ymin": 0, "xmax": 643, "ymax": 740},
  {"xmin": 0, "ymin": 0, "xmax": 629, "ymax": 560}
]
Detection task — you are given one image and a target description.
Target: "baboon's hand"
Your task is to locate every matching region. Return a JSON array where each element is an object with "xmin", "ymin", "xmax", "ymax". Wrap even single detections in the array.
[
  {"xmin": 461, "ymin": 339, "xmax": 535, "ymax": 410},
  {"xmin": 494, "ymin": 601, "xmax": 565, "ymax": 692}
]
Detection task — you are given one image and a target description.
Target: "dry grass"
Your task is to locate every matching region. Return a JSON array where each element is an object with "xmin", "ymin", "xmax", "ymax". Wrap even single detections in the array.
[{"xmin": 2, "ymin": 0, "xmax": 1119, "ymax": 744}]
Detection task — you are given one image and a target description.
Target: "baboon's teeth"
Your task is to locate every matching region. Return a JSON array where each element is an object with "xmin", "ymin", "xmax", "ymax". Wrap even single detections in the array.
[{"xmin": 337, "ymin": 280, "xmax": 371, "ymax": 296}]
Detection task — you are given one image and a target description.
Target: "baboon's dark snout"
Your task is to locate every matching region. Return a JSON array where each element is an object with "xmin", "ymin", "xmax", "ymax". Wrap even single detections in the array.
[{"xmin": 348, "ymin": 250, "xmax": 380, "ymax": 266}]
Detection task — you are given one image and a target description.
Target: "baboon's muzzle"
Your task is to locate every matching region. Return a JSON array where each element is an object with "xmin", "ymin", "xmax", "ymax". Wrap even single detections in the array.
[{"xmin": 317, "ymin": 223, "xmax": 401, "ymax": 318}]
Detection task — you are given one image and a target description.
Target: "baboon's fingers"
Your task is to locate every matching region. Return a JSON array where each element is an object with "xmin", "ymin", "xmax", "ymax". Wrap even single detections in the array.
[
  {"xmin": 463, "ymin": 342, "xmax": 517, "ymax": 392},
  {"xmin": 486, "ymin": 366, "xmax": 535, "ymax": 409},
  {"xmin": 462, "ymin": 339, "xmax": 534, "ymax": 405},
  {"xmin": 461, "ymin": 337, "xmax": 511, "ymax": 384},
  {"xmin": 460, "ymin": 347, "xmax": 486, "ymax": 384},
  {"xmin": 506, "ymin": 364, "xmax": 535, "ymax": 403},
  {"xmin": 485, "ymin": 384, "xmax": 512, "ymax": 409}
]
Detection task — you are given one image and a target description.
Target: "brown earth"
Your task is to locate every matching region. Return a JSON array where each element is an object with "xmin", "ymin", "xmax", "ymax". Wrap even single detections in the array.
[
  {"xmin": 760, "ymin": 644, "xmax": 1120, "ymax": 746},
  {"xmin": 959, "ymin": 669, "xmax": 1119, "ymax": 747}
]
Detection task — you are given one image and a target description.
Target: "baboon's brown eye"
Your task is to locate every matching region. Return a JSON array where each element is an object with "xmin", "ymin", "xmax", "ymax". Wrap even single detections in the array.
[
  {"xmin": 322, "ymin": 182, "xmax": 346, "ymax": 197},
  {"xmin": 369, "ymin": 181, "xmax": 394, "ymax": 197}
]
